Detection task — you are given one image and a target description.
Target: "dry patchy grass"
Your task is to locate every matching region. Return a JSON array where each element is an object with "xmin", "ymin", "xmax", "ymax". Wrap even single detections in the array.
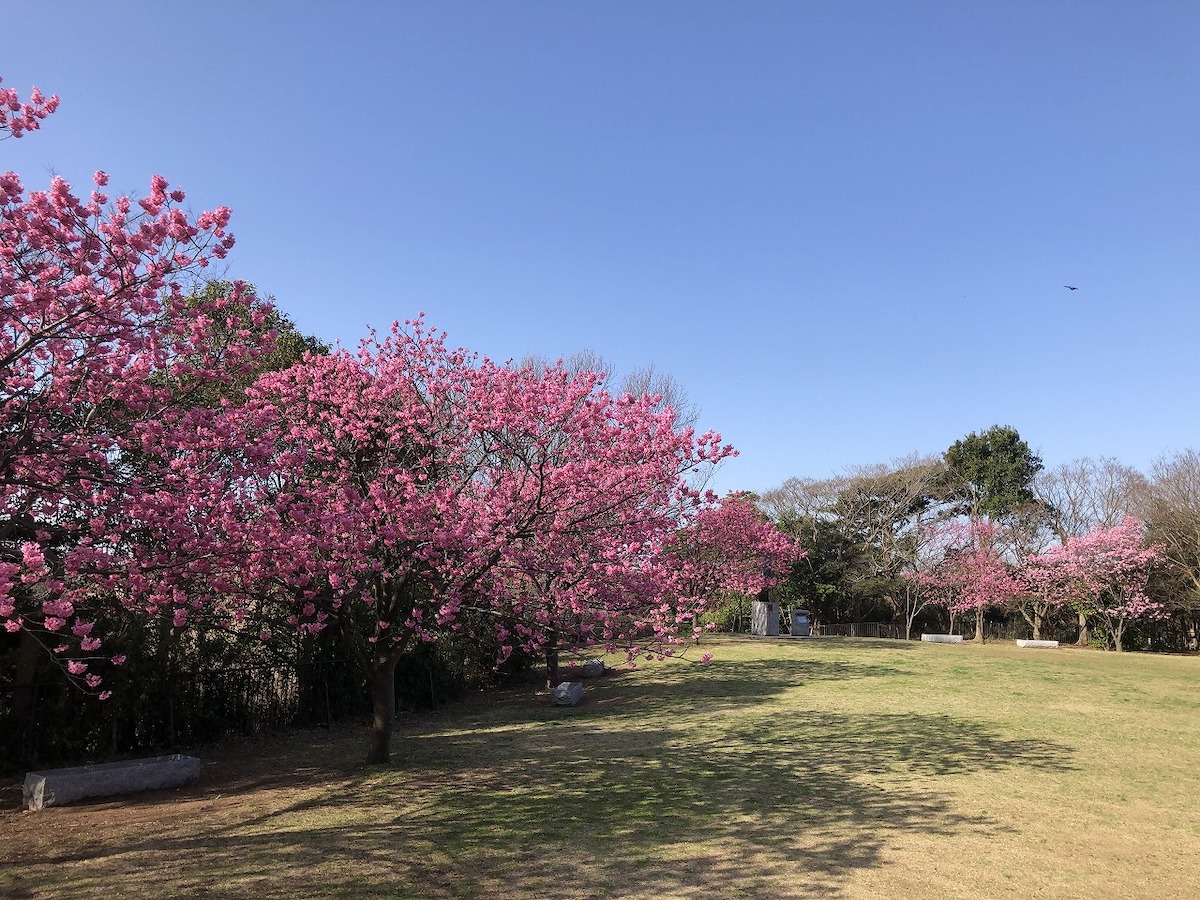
[{"xmin": 2, "ymin": 636, "xmax": 1199, "ymax": 899}]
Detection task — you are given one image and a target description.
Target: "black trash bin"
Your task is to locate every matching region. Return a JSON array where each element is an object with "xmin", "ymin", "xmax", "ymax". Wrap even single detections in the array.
[{"xmin": 790, "ymin": 609, "xmax": 811, "ymax": 637}]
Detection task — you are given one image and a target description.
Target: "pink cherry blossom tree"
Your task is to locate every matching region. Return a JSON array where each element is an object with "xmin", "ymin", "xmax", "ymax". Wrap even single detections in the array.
[
  {"xmin": 1, "ymin": 75, "xmax": 275, "ymax": 693},
  {"xmin": 917, "ymin": 518, "xmax": 1020, "ymax": 642},
  {"xmin": 114, "ymin": 321, "xmax": 739, "ymax": 762},
  {"xmin": 1056, "ymin": 517, "xmax": 1164, "ymax": 651},
  {"xmin": 1, "ymin": 73, "xmax": 796, "ymax": 767},
  {"xmin": 668, "ymin": 492, "xmax": 803, "ymax": 643},
  {"xmin": 1013, "ymin": 544, "xmax": 1074, "ymax": 641}
]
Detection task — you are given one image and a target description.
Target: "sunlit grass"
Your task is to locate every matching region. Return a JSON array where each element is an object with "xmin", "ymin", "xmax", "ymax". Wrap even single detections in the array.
[{"xmin": 3, "ymin": 636, "xmax": 1199, "ymax": 898}]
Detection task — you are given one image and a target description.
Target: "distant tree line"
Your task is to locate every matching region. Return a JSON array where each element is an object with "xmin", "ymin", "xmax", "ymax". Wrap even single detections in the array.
[{"xmin": 755, "ymin": 425, "xmax": 1199, "ymax": 652}]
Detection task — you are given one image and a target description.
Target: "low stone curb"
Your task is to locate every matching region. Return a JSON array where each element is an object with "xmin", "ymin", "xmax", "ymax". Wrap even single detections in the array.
[
  {"xmin": 23, "ymin": 754, "xmax": 201, "ymax": 811},
  {"xmin": 921, "ymin": 634, "xmax": 964, "ymax": 644}
]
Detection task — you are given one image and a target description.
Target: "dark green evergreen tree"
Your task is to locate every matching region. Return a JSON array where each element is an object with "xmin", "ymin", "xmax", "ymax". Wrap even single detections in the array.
[{"xmin": 945, "ymin": 425, "xmax": 1043, "ymax": 520}]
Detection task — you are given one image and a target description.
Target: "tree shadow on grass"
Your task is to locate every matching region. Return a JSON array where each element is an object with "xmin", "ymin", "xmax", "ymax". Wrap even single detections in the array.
[
  {"xmin": 5, "ymin": 708, "xmax": 1064, "ymax": 899},
  {"xmin": 560, "ymin": 656, "xmax": 911, "ymax": 723},
  {"xmin": 388, "ymin": 705, "xmax": 1075, "ymax": 892},
  {"xmin": 1, "ymin": 652, "xmax": 1078, "ymax": 900},
  {"xmin": 785, "ymin": 636, "xmax": 921, "ymax": 651}
]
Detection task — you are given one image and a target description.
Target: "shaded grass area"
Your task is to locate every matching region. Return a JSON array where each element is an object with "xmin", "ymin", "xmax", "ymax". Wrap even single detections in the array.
[{"xmin": 3, "ymin": 636, "xmax": 1198, "ymax": 899}]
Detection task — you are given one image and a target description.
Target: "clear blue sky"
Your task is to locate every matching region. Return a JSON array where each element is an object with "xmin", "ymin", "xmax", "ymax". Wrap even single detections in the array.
[{"xmin": 5, "ymin": 1, "xmax": 1198, "ymax": 494}]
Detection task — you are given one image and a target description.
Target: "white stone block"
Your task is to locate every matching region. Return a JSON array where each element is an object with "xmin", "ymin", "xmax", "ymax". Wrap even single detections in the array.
[
  {"xmin": 1016, "ymin": 639, "xmax": 1059, "ymax": 649},
  {"xmin": 552, "ymin": 681, "xmax": 583, "ymax": 706},
  {"xmin": 921, "ymin": 634, "xmax": 964, "ymax": 644},
  {"xmin": 24, "ymin": 754, "xmax": 201, "ymax": 811}
]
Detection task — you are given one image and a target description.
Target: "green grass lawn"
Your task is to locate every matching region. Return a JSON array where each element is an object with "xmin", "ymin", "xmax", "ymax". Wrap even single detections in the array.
[{"xmin": 4, "ymin": 635, "xmax": 1199, "ymax": 899}]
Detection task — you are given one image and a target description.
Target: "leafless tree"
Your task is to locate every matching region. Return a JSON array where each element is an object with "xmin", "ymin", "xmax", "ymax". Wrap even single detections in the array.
[
  {"xmin": 759, "ymin": 474, "xmax": 844, "ymax": 541},
  {"xmin": 518, "ymin": 349, "xmax": 612, "ymax": 381},
  {"xmin": 1035, "ymin": 457, "xmax": 1149, "ymax": 644},
  {"xmin": 519, "ymin": 351, "xmax": 711, "ymax": 490},
  {"xmin": 1145, "ymin": 450, "xmax": 1200, "ymax": 651},
  {"xmin": 619, "ymin": 363, "xmax": 699, "ymax": 430},
  {"xmin": 1036, "ymin": 457, "xmax": 1149, "ymax": 540}
]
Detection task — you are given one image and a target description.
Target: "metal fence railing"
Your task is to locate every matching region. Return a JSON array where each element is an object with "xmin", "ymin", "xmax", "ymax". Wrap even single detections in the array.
[
  {"xmin": 812, "ymin": 622, "xmax": 906, "ymax": 640},
  {"xmin": 0, "ymin": 660, "xmax": 369, "ymax": 775}
]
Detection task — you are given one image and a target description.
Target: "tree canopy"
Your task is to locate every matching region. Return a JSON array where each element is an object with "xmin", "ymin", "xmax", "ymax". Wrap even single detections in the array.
[{"xmin": 944, "ymin": 425, "xmax": 1043, "ymax": 520}]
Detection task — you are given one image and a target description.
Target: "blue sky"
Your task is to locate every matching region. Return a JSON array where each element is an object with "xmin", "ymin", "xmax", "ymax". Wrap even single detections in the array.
[{"xmin": 5, "ymin": 1, "xmax": 1198, "ymax": 494}]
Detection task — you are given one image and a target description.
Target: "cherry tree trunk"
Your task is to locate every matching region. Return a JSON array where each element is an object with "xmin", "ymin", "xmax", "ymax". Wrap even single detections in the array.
[
  {"xmin": 1031, "ymin": 612, "xmax": 1043, "ymax": 642},
  {"xmin": 367, "ymin": 655, "xmax": 399, "ymax": 764},
  {"xmin": 974, "ymin": 607, "xmax": 985, "ymax": 644},
  {"xmin": 1111, "ymin": 622, "xmax": 1125, "ymax": 652}
]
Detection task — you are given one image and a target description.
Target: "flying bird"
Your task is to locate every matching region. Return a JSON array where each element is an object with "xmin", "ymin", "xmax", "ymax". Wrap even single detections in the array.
[{"xmin": 1063, "ymin": 285, "xmax": 1078, "ymax": 291}]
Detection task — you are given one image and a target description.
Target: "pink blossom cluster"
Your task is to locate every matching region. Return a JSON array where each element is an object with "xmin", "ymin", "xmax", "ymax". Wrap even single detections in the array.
[
  {"xmin": 0, "ymin": 78, "xmax": 59, "ymax": 139},
  {"xmin": 668, "ymin": 491, "xmax": 803, "ymax": 607}
]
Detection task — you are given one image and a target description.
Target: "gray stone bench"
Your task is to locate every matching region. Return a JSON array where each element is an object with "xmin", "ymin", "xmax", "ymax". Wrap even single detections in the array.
[
  {"xmin": 921, "ymin": 634, "xmax": 964, "ymax": 644},
  {"xmin": 23, "ymin": 754, "xmax": 201, "ymax": 811},
  {"xmin": 581, "ymin": 659, "xmax": 605, "ymax": 678},
  {"xmin": 552, "ymin": 681, "xmax": 583, "ymax": 706},
  {"xmin": 1016, "ymin": 639, "xmax": 1059, "ymax": 649}
]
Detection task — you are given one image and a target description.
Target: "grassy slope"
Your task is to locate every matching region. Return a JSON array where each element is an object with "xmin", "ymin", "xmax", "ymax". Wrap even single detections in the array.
[{"xmin": 3, "ymin": 635, "xmax": 1198, "ymax": 899}]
